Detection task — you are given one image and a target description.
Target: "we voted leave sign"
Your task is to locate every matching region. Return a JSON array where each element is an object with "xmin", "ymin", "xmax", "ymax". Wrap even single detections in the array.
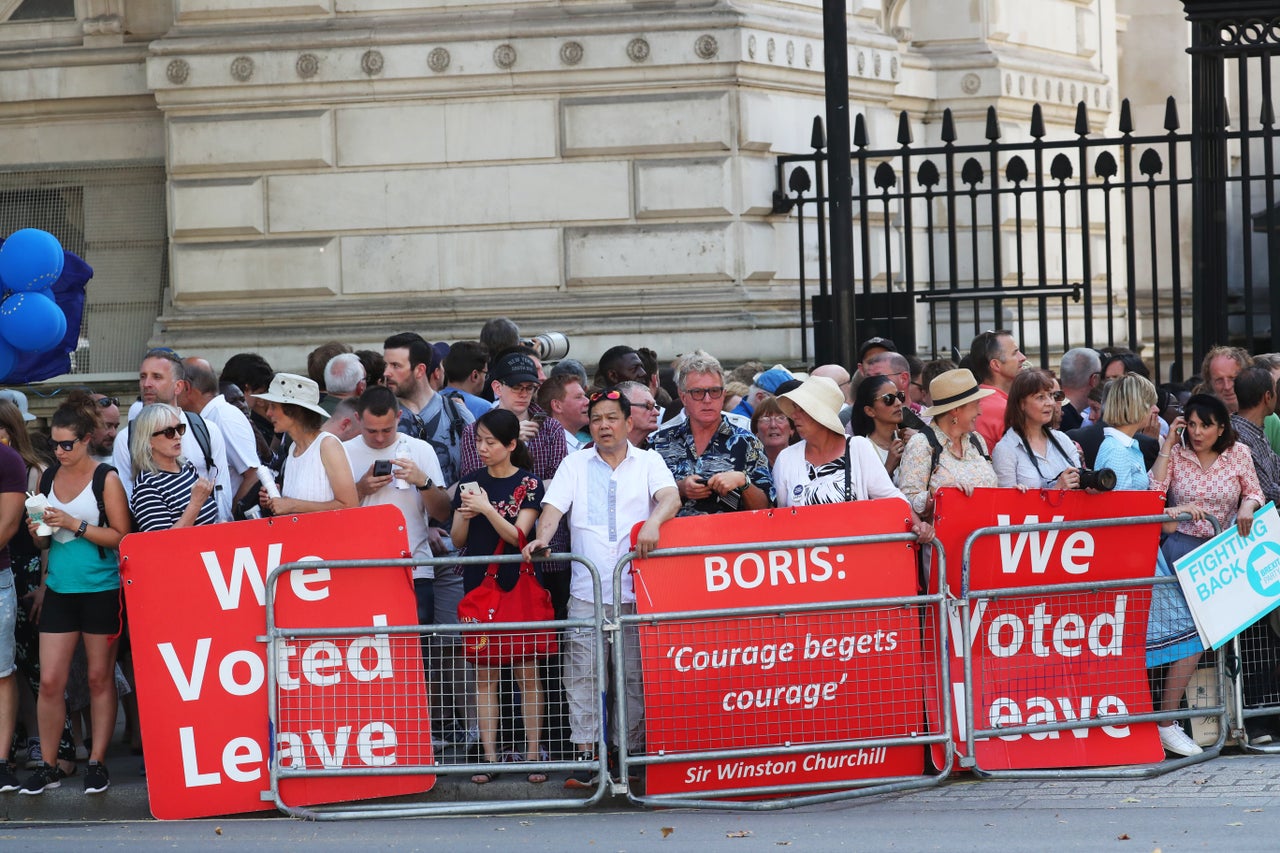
[
  {"xmin": 1174, "ymin": 501, "xmax": 1280, "ymax": 650},
  {"xmin": 925, "ymin": 488, "xmax": 1166, "ymax": 771},
  {"xmin": 121, "ymin": 506, "xmax": 434, "ymax": 820}
]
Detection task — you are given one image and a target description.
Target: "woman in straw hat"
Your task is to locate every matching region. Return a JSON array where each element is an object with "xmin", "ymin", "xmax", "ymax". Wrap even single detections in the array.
[
  {"xmin": 256, "ymin": 373, "xmax": 358, "ymax": 515},
  {"xmin": 898, "ymin": 368, "xmax": 999, "ymax": 519},
  {"xmin": 772, "ymin": 376, "xmax": 933, "ymax": 542}
]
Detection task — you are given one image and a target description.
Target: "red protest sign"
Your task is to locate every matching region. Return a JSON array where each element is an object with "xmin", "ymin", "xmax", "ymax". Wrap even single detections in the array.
[
  {"xmin": 925, "ymin": 487, "xmax": 1165, "ymax": 770},
  {"xmin": 121, "ymin": 505, "xmax": 434, "ymax": 820},
  {"xmin": 633, "ymin": 500, "xmax": 929, "ymax": 797}
]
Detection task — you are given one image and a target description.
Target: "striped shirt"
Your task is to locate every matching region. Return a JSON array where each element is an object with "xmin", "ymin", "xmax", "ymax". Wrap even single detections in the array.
[{"xmin": 131, "ymin": 462, "xmax": 220, "ymax": 532}]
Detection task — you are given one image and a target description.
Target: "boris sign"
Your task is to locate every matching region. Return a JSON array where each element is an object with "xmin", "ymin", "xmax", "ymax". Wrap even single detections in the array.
[
  {"xmin": 633, "ymin": 499, "xmax": 928, "ymax": 796},
  {"xmin": 926, "ymin": 488, "xmax": 1165, "ymax": 770},
  {"xmin": 121, "ymin": 505, "xmax": 434, "ymax": 820},
  {"xmin": 1175, "ymin": 501, "xmax": 1280, "ymax": 649}
]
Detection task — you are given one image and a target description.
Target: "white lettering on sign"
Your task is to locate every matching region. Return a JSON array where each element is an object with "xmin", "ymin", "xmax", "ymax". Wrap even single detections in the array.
[
  {"xmin": 996, "ymin": 515, "xmax": 1095, "ymax": 575},
  {"xmin": 947, "ymin": 597, "xmax": 1126, "ymax": 660},
  {"xmin": 988, "ymin": 695, "xmax": 1131, "ymax": 741},
  {"xmin": 199, "ymin": 544, "xmax": 334, "ymax": 610},
  {"xmin": 157, "ymin": 638, "xmax": 267, "ymax": 700},
  {"xmin": 704, "ymin": 547, "xmax": 836, "ymax": 591}
]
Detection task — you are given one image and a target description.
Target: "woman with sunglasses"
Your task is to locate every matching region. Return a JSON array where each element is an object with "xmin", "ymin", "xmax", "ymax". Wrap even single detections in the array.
[
  {"xmin": 849, "ymin": 375, "xmax": 917, "ymax": 484},
  {"xmin": 19, "ymin": 402, "xmax": 130, "ymax": 795},
  {"xmin": 991, "ymin": 369, "xmax": 1083, "ymax": 489},
  {"xmin": 128, "ymin": 404, "xmax": 218, "ymax": 532}
]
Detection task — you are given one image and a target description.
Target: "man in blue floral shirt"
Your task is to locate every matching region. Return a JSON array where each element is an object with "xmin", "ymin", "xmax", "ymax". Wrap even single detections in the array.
[{"xmin": 650, "ymin": 350, "xmax": 774, "ymax": 516}]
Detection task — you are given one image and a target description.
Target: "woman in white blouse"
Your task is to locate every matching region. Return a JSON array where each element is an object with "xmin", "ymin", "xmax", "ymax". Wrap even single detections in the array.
[
  {"xmin": 992, "ymin": 369, "xmax": 1083, "ymax": 490},
  {"xmin": 772, "ymin": 376, "xmax": 933, "ymax": 542}
]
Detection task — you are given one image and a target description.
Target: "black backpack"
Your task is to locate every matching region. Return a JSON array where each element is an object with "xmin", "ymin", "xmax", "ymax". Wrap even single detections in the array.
[
  {"xmin": 920, "ymin": 427, "xmax": 990, "ymax": 479},
  {"xmin": 40, "ymin": 462, "xmax": 116, "ymax": 557}
]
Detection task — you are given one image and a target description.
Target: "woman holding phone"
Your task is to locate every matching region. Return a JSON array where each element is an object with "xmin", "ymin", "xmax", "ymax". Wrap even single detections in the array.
[
  {"xmin": 451, "ymin": 408, "xmax": 547, "ymax": 784},
  {"xmin": 1147, "ymin": 391, "xmax": 1263, "ymax": 756}
]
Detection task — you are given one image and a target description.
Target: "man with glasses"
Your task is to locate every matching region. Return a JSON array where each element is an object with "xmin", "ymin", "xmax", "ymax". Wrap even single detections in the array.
[
  {"xmin": 618, "ymin": 381, "xmax": 660, "ymax": 448},
  {"xmin": 112, "ymin": 349, "xmax": 233, "ymax": 520},
  {"xmin": 87, "ymin": 394, "xmax": 120, "ymax": 464},
  {"xmin": 650, "ymin": 350, "xmax": 773, "ymax": 516}
]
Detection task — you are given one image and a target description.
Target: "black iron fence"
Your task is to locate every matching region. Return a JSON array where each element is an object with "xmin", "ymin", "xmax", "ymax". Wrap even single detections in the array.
[{"xmin": 776, "ymin": 4, "xmax": 1280, "ymax": 383}]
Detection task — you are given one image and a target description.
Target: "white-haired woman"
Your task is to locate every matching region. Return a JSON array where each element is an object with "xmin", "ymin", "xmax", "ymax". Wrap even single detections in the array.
[
  {"xmin": 772, "ymin": 376, "xmax": 933, "ymax": 542},
  {"xmin": 128, "ymin": 403, "xmax": 218, "ymax": 532}
]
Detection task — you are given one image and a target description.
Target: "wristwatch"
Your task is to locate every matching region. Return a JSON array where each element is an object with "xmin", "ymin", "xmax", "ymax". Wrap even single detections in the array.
[
  {"xmin": 416, "ymin": 478, "xmax": 435, "ymax": 491},
  {"xmin": 74, "ymin": 520, "xmax": 88, "ymax": 538}
]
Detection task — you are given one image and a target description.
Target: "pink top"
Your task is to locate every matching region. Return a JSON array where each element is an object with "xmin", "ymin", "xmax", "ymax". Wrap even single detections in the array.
[
  {"xmin": 1151, "ymin": 441, "xmax": 1264, "ymax": 539},
  {"xmin": 973, "ymin": 385, "xmax": 1008, "ymax": 455}
]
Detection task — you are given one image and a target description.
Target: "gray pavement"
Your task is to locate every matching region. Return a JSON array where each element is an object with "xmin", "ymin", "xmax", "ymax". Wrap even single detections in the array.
[{"xmin": 4, "ymin": 740, "xmax": 1280, "ymax": 853}]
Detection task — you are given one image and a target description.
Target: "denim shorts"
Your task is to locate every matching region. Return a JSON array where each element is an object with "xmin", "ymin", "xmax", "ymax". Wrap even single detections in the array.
[{"xmin": 0, "ymin": 568, "xmax": 15, "ymax": 678}]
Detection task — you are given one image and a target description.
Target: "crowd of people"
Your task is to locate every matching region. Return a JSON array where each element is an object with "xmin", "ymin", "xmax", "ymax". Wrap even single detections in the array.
[{"xmin": 0, "ymin": 321, "xmax": 1278, "ymax": 797}]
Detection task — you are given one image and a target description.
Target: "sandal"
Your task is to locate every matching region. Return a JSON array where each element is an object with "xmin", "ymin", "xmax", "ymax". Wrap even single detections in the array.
[{"xmin": 471, "ymin": 771, "xmax": 502, "ymax": 785}]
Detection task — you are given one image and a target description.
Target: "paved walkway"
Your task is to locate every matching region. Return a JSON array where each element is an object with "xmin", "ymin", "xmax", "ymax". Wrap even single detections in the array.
[{"xmin": 5, "ymin": 735, "xmax": 1279, "ymax": 824}]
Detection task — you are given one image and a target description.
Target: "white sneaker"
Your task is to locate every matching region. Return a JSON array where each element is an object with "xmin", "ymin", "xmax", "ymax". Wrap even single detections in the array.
[{"xmin": 1159, "ymin": 724, "xmax": 1203, "ymax": 757}]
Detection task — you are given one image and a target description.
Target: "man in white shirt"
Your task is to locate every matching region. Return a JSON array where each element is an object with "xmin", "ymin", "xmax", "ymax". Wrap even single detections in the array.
[
  {"xmin": 524, "ymin": 389, "xmax": 680, "ymax": 788},
  {"xmin": 113, "ymin": 349, "xmax": 233, "ymax": 521},
  {"xmin": 343, "ymin": 385, "xmax": 453, "ymax": 741},
  {"xmin": 180, "ymin": 357, "xmax": 261, "ymax": 504}
]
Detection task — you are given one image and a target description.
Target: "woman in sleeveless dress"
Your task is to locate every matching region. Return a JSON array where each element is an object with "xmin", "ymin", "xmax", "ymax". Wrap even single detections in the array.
[{"xmin": 256, "ymin": 373, "xmax": 357, "ymax": 514}]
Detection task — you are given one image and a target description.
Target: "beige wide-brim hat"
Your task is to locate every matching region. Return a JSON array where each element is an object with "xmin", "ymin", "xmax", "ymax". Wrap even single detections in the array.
[
  {"xmin": 922, "ymin": 368, "xmax": 996, "ymax": 417},
  {"xmin": 778, "ymin": 375, "xmax": 846, "ymax": 436},
  {"xmin": 254, "ymin": 372, "xmax": 331, "ymax": 419}
]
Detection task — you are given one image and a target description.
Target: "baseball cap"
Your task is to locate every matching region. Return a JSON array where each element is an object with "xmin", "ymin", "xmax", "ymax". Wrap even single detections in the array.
[
  {"xmin": 489, "ymin": 350, "xmax": 540, "ymax": 386},
  {"xmin": 753, "ymin": 366, "xmax": 795, "ymax": 394},
  {"xmin": 858, "ymin": 336, "xmax": 897, "ymax": 361}
]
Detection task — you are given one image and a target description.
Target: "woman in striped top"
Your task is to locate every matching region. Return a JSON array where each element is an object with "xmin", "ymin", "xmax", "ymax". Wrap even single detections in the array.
[{"xmin": 128, "ymin": 404, "xmax": 218, "ymax": 532}]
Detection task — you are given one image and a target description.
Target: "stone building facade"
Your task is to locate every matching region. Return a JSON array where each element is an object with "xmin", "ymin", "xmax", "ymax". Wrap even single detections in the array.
[{"xmin": 0, "ymin": 0, "xmax": 1188, "ymax": 374}]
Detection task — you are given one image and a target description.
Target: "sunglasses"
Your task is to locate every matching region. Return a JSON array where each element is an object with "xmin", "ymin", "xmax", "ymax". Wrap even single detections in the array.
[
  {"xmin": 52, "ymin": 438, "xmax": 82, "ymax": 453},
  {"xmin": 96, "ymin": 396, "xmax": 120, "ymax": 408},
  {"xmin": 152, "ymin": 423, "xmax": 188, "ymax": 439},
  {"xmin": 683, "ymin": 386, "xmax": 725, "ymax": 401},
  {"xmin": 632, "ymin": 401, "xmax": 658, "ymax": 411},
  {"xmin": 878, "ymin": 391, "xmax": 906, "ymax": 405},
  {"xmin": 1051, "ymin": 391, "xmax": 1066, "ymax": 402},
  {"xmin": 589, "ymin": 389, "xmax": 622, "ymax": 403}
]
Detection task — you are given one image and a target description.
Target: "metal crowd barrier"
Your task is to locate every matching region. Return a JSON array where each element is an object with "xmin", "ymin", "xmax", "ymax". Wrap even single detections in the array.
[
  {"xmin": 959, "ymin": 513, "xmax": 1227, "ymax": 779},
  {"xmin": 262, "ymin": 551, "xmax": 608, "ymax": 820},
  {"xmin": 610, "ymin": 533, "xmax": 953, "ymax": 810},
  {"xmin": 1229, "ymin": 619, "xmax": 1280, "ymax": 753}
]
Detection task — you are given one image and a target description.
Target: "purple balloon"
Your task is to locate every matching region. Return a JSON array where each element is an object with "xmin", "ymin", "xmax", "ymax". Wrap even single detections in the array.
[
  {"xmin": 0, "ymin": 229, "xmax": 64, "ymax": 293},
  {"xmin": 0, "ymin": 292, "xmax": 67, "ymax": 352}
]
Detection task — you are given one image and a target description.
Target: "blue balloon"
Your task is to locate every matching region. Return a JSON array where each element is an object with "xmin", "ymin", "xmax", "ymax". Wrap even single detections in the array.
[
  {"xmin": 0, "ymin": 340, "xmax": 16, "ymax": 382},
  {"xmin": 0, "ymin": 292, "xmax": 67, "ymax": 352},
  {"xmin": 0, "ymin": 229, "xmax": 64, "ymax": 293}
]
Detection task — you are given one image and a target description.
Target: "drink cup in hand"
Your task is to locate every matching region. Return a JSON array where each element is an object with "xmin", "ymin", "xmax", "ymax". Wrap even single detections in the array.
[{"xmin": 25, "ymin": 493, "xmax": 53, "ymax": 536}]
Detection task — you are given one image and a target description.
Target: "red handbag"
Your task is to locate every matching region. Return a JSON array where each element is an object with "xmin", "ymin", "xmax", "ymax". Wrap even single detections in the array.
[{"xmin": 458, "ymin": 529, "xmax": 558, "ymax": 665}]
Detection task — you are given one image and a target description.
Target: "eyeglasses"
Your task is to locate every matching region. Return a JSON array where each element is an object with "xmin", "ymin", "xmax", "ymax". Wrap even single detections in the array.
[
  {"xmin": 504, "ymin": 382, "xmax": 539, "ymax": 394},
  {"xmin": 1050, "ymin": 391, "xmax": 1066, "ymax": 402},
  {"xmin": 96, "ymin": 396, "xmax": 120, "ymax": 408},
  {"xmin": 758, "ymin": 415, "xmax": 790, "ymax": 424},
  {"xmin": 589, "ymin": 390, "xmax": 622, "ymax": 403},
  {"xmin": 878, "ymin": 391, "xmax": 906, "ymax": 406},
  {"xmin": 682, "ymin": 386, "xmax": 725, "ymax": 401},
  {"xmin": 52, "ymin": 438, "xmax": 81, "ymax": 453},
  {"xmin": 152, "ymin": 423, "xmax": 188, "ymax": 439},
  {"xmin": 632, "ymin": 401, "xmax": 658, "ymax": 411},
  {"xmin": 910, "ymin": 381, "xmax": 925, "ymax": 391}
]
